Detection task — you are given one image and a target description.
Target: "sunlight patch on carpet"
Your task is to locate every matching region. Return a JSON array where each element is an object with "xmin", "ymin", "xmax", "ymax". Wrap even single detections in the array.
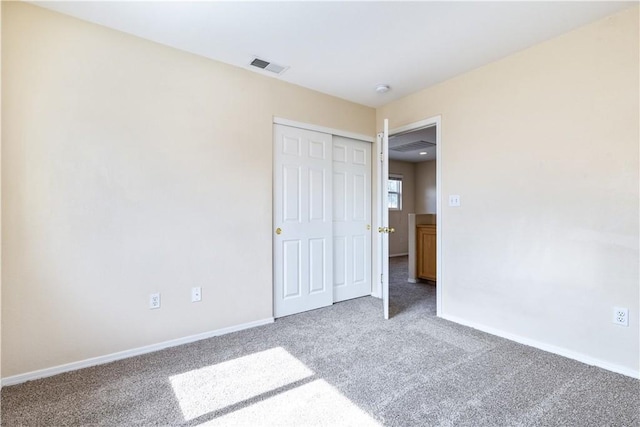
[
  {"xmin": 198, "ymin": 379, "xmax": 381, "ymax": 427},
  {"xmin": 169, "ymin": 347, "xmax": 313, "ymax": 421}
]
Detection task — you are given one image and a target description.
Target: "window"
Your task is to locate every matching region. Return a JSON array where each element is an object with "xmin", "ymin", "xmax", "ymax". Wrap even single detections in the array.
[{"xmin": 388, "ymin": 175, "xmax": 402, "ymax": 210}]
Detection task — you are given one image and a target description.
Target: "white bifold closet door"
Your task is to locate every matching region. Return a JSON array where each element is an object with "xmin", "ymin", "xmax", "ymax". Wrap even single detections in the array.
[
  {"xmin": 332, "ymin": 136, "xmax": 372, "ymax": 303},
  {"xmin": 274, "ymin": 125, "xmax": 372, "ymax": 318},
  {"xmin": 273, "ymin": 124, "xmax": 333, "ymax": 318}
]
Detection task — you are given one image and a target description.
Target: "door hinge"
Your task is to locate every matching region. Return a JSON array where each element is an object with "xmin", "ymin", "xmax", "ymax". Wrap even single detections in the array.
[
  {"xmin": 380, "ymin": 274, "xmax": 384, "ymax": 283},
  {"xmin": 379, "ymin": 152, "xmax": 384, "ymax": 162}
]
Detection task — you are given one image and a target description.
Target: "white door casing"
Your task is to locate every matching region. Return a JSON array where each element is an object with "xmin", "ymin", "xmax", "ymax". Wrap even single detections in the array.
[
  {"xmin": 332, "ymin": 136, "xmax": 372, "ymax": 302},
  {"xmin": 273, "ymin": 124, "xmax": 333, "ymax": 318},
  {"xmin": 377, "ymin": 119, "xmax": 390, "ymax": 319}
]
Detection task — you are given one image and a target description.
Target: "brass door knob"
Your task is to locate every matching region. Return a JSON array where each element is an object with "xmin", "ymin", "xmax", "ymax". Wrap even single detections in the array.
[
  {"xmin": 378, "ymin": 226, "xmax": 395, "ymax": 234},
  {"xmin": 275, "ymin": 227, "xmax": 282, "ymax": 235}
]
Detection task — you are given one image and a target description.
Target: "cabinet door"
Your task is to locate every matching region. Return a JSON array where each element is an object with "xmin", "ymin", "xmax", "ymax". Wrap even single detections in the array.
[
  {"xmin": 424, "ymin": 227, "xmax": 437, "ymax": 281},
  {"xmin": 417, "ymin": 226, "xmax": 437, "ymax": 281},
  {"xmin": 417, "ymin": 228, "xmax": 426, "ymax": 279}
]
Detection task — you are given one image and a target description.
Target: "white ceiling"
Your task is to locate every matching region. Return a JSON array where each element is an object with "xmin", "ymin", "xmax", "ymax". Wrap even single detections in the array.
[
  {"xmin": 32, "ymin": 1, "xmax": 635, "ymax": 108},
  {"xmin": 389, "ymin": 126, "xmax": 437, "ymax": 162}
]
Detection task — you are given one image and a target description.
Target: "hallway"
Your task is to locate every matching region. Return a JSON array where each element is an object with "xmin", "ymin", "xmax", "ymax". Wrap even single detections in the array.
[{"xmin": 388, "ymin": 256, "xmax": 436, "ymax": 318}]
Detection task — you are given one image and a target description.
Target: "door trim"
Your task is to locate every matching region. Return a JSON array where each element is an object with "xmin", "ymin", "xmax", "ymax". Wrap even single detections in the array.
[
  {"xmin": 274, "ymin": 117, "xmax": 375, "ymax": 143},
  {"xmin": 389, "ymin": 115, "xmax": 442, "ymax": 317}
]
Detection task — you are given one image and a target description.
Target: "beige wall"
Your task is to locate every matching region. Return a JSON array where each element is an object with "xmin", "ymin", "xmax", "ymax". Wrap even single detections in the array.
[
  {"xmin": 1, "ymin": 2, "xmax": 375, "ymax": 377},
  {"xmin": 388, "ymin": 160, "xmax": 415, "ymax": 256},
  {"xmin": 415, "ymin": 160, "xmax": 436, "ymax": 214},
  {"xmin": 377, "ymin": 7, "xmax": 639, "ymax": 374},
  {"xmin": 2, "ymin": 1, "xmax": 638, "ymax": 380}
]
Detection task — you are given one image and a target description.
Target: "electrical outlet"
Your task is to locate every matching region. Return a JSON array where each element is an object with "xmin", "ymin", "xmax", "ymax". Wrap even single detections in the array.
[
  {"xmin": 149, "ymin": 293, "xmax": 161, "ymax": 310},
  {"xmin": 613, "ymin": 307, "xmax": 628, "ymax": 327},
  {"xmin": 191, "ymin": 287, "xmax": 202, "ymax": 303},
  {"xmin": 449, "ymin": 195, "xmax": 461, "ymax": 207}
]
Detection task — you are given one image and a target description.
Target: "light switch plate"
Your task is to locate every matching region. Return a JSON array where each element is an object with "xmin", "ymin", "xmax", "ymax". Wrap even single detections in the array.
[{"xmin": 449, "ymin": 195, "xmax": 461, "ymax": 207}]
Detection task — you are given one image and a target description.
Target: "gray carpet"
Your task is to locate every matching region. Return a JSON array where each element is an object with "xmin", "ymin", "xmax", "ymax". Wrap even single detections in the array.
[{"xmin": 2, "ymin": 256, "xmax": 639, "ymax": 426}]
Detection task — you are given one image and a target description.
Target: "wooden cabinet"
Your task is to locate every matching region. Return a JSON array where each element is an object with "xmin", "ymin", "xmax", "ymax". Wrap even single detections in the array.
[{"xmin": 417, "ymin": 225, "xmax": 436, "ymax": 281}]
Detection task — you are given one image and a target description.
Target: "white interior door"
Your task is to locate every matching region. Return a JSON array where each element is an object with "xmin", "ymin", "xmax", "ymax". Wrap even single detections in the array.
[
  {"xmin": 274, "ymin": 124, "xmax": 333, "ymax": 318},
  {"xmin": 377, "ymin": 119, "xmax": 390, "ymax": 319},
  {"xmin": 332, "ymin": 136, "xmax": 372, "ymax": 302}
]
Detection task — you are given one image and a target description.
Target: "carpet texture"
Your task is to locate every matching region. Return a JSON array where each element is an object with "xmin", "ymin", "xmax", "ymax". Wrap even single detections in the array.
[{"xmin": 2, "ymin": 256, "xmax": 639, "ymax": 426}]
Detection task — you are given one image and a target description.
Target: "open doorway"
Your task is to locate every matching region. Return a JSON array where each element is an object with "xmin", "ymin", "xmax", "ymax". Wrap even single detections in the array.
[{"xmin": 386, "ymin": 123, "xmax": 439, "ymax": 317}]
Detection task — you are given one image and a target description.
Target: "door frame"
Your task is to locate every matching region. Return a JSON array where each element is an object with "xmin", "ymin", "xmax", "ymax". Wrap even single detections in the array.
[
  {"xmin": 387, "ymin": 116, "xmax": 442, "ymax": 316},
  {"xmin": 272, "ymin": 117, "xmax": 377, "ymax": 315}
]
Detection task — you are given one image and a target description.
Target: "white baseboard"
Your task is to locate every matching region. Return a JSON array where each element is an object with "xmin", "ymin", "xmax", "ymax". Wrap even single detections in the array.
[
  {"xmin": 1, "ymin": 317, "xmax": 275, "ymax": 387},
  {"xmin": 389, "ymin": 252, "xmax": 408, "ymax": 257},
  {"xmin": 407, "ymin": 278, "xmax": 418, "ymax": 283},
  {"xmin": 440, "ymin": 313, "xmax": 640, "ymax": 379}
]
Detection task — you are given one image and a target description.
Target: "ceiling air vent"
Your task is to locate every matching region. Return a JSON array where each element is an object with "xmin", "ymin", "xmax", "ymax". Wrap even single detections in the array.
[
  {"xmin": 250, "ymin": 57, "xmax": 288, "ymax": 75},
  {"xmin": 389, "ymin": 140, "xmax": 436, "ymax": 152}
]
